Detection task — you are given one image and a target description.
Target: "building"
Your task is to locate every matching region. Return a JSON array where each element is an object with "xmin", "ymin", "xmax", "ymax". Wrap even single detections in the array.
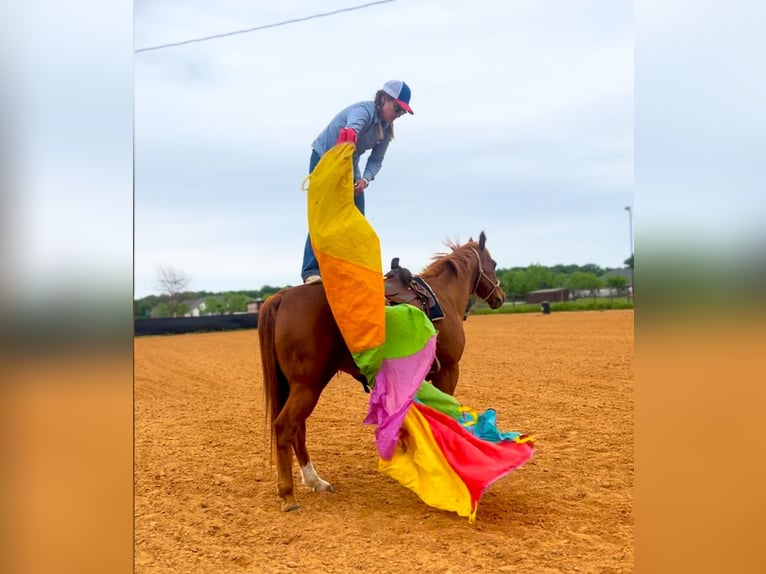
[{"xmin": 525, "ymin": 288, "xmax": 570, "ymax": 304}]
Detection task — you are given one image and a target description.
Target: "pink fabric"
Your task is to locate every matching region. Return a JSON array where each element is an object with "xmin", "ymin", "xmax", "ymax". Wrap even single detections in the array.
[{"xmin": 363, "ymin": 337, "xmax": 437, "ymax": 459}]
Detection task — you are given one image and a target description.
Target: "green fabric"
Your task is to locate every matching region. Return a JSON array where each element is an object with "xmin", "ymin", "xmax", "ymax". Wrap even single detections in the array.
[
  {"xmin": 415, "ymin": 381, "xmax": 462, "ymax": 419},
  {"xmin": 352, "ymin": 304, "xmax": 436, "ymax": 385}
]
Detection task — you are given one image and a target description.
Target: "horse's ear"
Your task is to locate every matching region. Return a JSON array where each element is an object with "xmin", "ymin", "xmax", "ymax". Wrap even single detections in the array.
[{"xmin": 479, "ymin": 231, "xmax": 486, "ymax": 251}]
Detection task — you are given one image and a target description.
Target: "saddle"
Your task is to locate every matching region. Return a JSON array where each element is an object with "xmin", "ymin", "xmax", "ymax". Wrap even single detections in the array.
[
  {"xmin": 383, "ymin": 258, "xmax": 444, "ymax": 322},
  {"xmin": 356, "ymin": 257, "xmax": 483, "ymax": 394},
  {"xmin": 352, "ymin": 259, "xmax": 445, "ymax": 395},
  {"xmin": 370, "ymin": 258, "xmax": 442, "ymax": 393}
]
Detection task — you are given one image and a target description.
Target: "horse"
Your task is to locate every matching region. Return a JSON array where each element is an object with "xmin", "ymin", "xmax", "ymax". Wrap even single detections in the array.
[{"xmin": 258, "ymin": 231, "xmax": 506, "ymax": 511}]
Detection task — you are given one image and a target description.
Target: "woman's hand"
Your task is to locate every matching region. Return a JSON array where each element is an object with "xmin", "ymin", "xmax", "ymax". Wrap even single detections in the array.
[{"xmin": 353, "ymin": 178, "xmax": 368, "ymax": 195}]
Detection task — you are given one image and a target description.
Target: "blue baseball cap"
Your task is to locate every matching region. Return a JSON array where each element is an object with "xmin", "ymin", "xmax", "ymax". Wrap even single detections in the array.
[{"xmin": 382, "ymin": 80, "xmax": 414, "ymax": 114}]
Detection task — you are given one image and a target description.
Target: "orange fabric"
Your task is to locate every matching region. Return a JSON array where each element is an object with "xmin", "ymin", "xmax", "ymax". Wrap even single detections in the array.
[{"xmin": 314, "ymin": 251, "xmax": 386, "ymax": 352}]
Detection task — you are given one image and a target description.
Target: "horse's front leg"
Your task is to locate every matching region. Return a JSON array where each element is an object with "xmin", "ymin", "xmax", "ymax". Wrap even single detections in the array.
[
  {"xmin": 431, "ymin": 363, "xmax": 460, "ymax": 396},
  {"xmin": 294, "ymin": 419, "xmax": 334, "ymax": 493}
]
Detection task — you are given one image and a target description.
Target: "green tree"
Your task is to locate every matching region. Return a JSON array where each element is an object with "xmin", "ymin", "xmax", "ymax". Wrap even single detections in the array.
[
  {"xmin": 567, "ymin": 272, "xmax": 603, "ymax": 300},
  {"xmin": 606, "ymin": 275, "xmax": 628, "ymax": 298},
  {"xmin": 550, "ymin": 264, "xmax": 579, "ymax": 276},
  {"xmin": 552, "ymin": 273, "xmax": 570, "ymax": 290},
  {"xmin": 500, "ymin": 269, "xmax": 530, "ymax": 300},
  {"xmin": 212, "ymin": 292, "xmax": 250, "ymax": 314},
  {"xmin": 153, "ymin": 302, "xmax": 172, "ymax": 318},
  {"xmin": 580, "ymin": 263, "xmax": 605, "ymax": 276},
  {"xmin": 525, "ymin": 264, "xmax": 555, "ymax": 291},
  {"xmin": 224, "ymin": 293, "xmax": 248, "ymax": 313},
  {"xmin": 134, "ymin": 300, "xmax": 152, "ymax": 319},
  {"xmin": 204, "ymin": 297, "xmax": 223, "ymax": 315}
]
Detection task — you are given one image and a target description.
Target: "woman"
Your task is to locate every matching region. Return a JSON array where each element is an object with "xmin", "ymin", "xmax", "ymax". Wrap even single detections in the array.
[{"xmin": 301, "ymin": 80, "xmax": 414, "ymax": 284}]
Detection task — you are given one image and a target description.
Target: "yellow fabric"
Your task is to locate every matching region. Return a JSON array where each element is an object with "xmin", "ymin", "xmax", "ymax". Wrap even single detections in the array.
[
  {"xmin": 378, "ymin": 407, "xmax": 473, "ymax": 519},
  {"xmin": 307, "ymin": 143, "xmax": 385, "ymax": 353}
]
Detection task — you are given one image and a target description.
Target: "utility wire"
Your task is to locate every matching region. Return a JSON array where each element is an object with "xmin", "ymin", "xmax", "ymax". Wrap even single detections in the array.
[{"xmin": 135, "ymin": 0, "xmax": 396, "ymax": 54}]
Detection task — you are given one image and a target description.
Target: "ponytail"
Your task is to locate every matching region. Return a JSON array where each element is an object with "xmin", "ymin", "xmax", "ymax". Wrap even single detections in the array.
[{"xmin": 374, "ymin": 90, "xmax": 395, "ymax": 142}]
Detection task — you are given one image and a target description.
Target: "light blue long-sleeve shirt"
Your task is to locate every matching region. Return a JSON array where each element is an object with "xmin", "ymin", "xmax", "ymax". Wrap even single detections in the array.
[{"xmin": 311, "ymin": 101, "xmax": 391, "ymax": 183}]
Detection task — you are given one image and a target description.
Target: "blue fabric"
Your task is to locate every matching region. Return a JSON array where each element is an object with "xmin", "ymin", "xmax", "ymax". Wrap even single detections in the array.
[
  {"xmin": 462, "ymin": 409, "xmax": 522, "ymax": 443},
  {"xmin": 300, "ymin": 150, "xmax": 366, "ymax": 281}
]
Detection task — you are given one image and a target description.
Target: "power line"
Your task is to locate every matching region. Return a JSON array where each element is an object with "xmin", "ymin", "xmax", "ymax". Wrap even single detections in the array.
[{"xmin": 135, "ymin": 0, "xmax": 396, "ymax": 54}]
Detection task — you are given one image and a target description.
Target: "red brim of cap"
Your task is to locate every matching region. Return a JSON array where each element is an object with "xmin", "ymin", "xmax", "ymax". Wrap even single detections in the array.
[{"xmin": 396, "ymin": 99, "xmax": 414, "ymax": 114}]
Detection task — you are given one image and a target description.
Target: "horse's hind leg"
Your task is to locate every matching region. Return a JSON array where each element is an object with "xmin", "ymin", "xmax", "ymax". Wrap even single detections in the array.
[
  {"xmin": 273, "ymin": 383, "xmax": 329, "ymax": 511},
  {"xmin": 273, "ymin": 403, "xmax": 300, "ymax": 512},
  {"xmin": 294, "ymin": 418, "xmax": 334, "ymax": 493}
]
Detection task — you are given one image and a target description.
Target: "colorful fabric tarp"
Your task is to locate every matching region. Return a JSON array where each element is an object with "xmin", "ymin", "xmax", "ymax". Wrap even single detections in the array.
[
  {"xmin": 366, "ymin": 313, "xmax": 534, "ymax": 521},
  {"xmin": 378, "ymin": 400, "xmax": 534, "ymax": 521},
  {"xmin": 307, "ymin": 142, "xmax": 534, "ymax": 521}
]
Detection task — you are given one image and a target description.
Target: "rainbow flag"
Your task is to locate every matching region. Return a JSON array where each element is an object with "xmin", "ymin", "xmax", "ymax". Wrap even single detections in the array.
[{"xmin": 306, "ymin": 143, "xmax": 534, "ymax": 521}]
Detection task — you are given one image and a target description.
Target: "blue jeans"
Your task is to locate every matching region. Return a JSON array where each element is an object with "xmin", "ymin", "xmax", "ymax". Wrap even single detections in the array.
[{"xmin": 301, "ymin": 150, "xmax": 365, "ymax": 281}]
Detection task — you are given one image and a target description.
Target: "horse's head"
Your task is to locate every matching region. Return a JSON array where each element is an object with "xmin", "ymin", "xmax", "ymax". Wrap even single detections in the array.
[{"xmin": 470, "ymin": 231, "xmax": 505, "ymax": 309}]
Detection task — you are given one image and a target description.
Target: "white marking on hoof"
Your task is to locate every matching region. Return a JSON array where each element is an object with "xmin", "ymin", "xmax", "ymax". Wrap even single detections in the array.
[{"xmin": 300, "ymin": 462, "xmax": 334, "ymax": 493}]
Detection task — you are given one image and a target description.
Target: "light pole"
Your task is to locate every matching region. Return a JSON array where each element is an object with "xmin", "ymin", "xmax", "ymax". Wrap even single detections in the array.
[{"xmin": 625, "ymin": 206, "xmax": 634, "ymax": 299}]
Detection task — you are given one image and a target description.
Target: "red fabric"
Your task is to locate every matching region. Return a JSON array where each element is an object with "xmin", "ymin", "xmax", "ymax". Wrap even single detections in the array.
[
  {"xmin": 413, "ymin": 402, "xmax": 535, "ymax": 506},
  {"xmin": 336, "ymin": 127, "xmax": 357, "ymax": 144}
]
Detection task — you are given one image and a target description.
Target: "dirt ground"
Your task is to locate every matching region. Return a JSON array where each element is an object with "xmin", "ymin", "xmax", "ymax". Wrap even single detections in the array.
[{"xmin": 135, "ymin": 310, "xmax": 633, "ymax": 573}]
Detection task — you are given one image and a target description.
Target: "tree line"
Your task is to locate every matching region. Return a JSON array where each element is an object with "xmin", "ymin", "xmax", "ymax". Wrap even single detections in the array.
[
  {"xmin": 134, "ymin": 286, "xmax": 284, "ymax": 319},
  {"xmin": 135, "ymin": 260, "xmax": 632, "ymax": 319},
  {"xmin": 499, "ymin": 262, "xmax": 630, "ymax": 302}
]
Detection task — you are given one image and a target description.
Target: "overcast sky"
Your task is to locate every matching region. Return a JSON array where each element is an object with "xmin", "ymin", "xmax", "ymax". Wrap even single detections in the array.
[{"xmin": 133, "ymin": 0, "xmax": 634, "ymax": 298}]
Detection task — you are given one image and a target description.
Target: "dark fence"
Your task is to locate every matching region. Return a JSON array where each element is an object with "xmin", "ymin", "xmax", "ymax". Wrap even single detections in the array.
[{"xmin": 134, "ymin": 313, "xmax": 258, "ymax": 336}]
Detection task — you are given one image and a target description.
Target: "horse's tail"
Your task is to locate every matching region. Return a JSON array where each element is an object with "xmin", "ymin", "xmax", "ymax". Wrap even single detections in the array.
[{"xmin": 258, "ymin": 292, "xmax": 289, "ymax": 459}]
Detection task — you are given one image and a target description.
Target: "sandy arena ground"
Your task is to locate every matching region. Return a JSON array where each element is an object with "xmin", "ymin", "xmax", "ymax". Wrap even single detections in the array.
[{"xmin": 135, "ymin": 310, "xmax": 633, "ymax": 573}]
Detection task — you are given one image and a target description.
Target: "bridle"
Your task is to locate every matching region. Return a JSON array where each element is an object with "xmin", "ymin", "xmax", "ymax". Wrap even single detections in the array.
[{"xmin": 471, "ymin": 248, "xmax": 501, "ymax": 303}]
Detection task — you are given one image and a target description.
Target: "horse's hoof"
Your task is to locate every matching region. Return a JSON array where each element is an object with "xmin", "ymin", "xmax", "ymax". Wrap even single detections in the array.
[
  {"xmin": 281, "ymin": 502, "xmax": 301, "ymax": 512},
  {"xmin": 311, "ymin": 481, "xmax": 334, "ymax": 493}
]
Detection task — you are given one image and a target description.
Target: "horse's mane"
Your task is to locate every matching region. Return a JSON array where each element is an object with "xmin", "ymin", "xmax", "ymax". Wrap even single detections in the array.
[{"xmin": 420, "ymin": 239, "xmax": 480, "ymax": 279}]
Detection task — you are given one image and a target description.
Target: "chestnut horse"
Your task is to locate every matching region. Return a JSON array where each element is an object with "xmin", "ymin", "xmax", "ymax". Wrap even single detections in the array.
[{"xmin": 259, "ymin": 231, "xmax": 505, "ymax": 511}]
